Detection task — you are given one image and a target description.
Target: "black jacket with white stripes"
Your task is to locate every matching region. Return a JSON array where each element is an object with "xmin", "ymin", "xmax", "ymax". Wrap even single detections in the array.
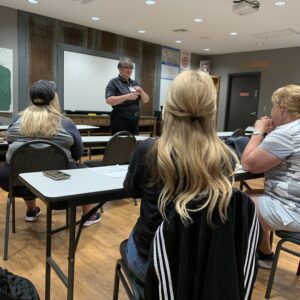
[{"xmin": 145, "ymin": 189, "xmax": 262, "ymax": 300}]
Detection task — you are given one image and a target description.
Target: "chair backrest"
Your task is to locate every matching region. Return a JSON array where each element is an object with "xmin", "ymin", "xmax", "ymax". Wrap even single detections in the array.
[
  {"xmin": 231, "ymin": 128, "xmax": 244, "ymax": 137},
  {"xmin": 224, "ymin": 136, "xmax": 249, "ymax": 159},
  {"xmin": 102, "ymin": 131, "xmax": 136, "ymax": 166},
  {"xmin": 9, "ymin": 140, "xmax": 69, "ymax": 193},
  {"xmin": 145, "ymin": 189, "xmax": 261, "ymax": 300}
]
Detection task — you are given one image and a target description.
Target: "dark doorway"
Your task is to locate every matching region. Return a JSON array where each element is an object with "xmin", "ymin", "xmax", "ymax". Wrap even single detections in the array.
[{"xmin": 225, "ymin": 73, "xmax": 260, "ymax": 131}]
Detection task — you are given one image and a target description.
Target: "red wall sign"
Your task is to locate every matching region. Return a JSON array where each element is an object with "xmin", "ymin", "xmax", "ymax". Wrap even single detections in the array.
[{"xmin": 240, "ymin": 92, "xmax": 249, "ymax": 96}]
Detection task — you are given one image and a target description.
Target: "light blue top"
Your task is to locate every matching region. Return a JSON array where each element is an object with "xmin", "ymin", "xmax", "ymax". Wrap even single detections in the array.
[{"xmin": 260, "ymin": 119, "xmax": 300, "ymax": 211}]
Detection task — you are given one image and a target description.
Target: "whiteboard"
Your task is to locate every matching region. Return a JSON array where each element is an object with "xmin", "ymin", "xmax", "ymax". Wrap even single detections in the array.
[
  {"xmin": 159, "ymin": 63, "xmax": 179, "ymax": 106},
  {"xmin": 159, "ymin": 78, "xmax": 173, "ymax": 107},
  {"xmin": 63, "ymin": 50, "xmax": 135, "ymax": 113}
]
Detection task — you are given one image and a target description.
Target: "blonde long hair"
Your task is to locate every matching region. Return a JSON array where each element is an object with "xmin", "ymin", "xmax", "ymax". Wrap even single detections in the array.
[
  {"xmin": 157, "ymin": 70, "xmax": 238, "ymax": 225},
  {"xmin": 20, "ymin": 93, "xmax": 62, "ymax": 137}
]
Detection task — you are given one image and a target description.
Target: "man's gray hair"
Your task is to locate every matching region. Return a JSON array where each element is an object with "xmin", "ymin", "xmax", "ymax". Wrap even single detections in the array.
[{"xmin": 118, "ymin": 57, "xmax": 134, "ymax": 69}]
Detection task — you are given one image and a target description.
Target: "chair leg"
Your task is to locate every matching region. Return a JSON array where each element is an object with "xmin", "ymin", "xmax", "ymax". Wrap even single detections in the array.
[
  {"xmin": 66, "ymin": 208, "xmax": 69, "ymax": 227},
  {"xmin": 12, "ymin": 197, "xmax": 16, "ymax": 233},
  {"xmin": 269, "ymin": 230, "xmax": 274, "ymax": 247},
  {"xmin": 133, "ymin": 198, "xmax": 137, "ymax": 206},
  {"xmin": 100, "ymin": 205, "xmax": 104, "ymax": 213},
  {"xmin": 265, "ymin": 239, "xmax": 284, "ymax": 299},
  {"xmin": 113, "ymin": 260, "xmax": 121, "ymax": 300},
  {"xmin": 297, "ymin": 261, "xmax": 300, "ymax": 276},
  {"xmin": 4, "ymin": 196, "xmax": 12, "ymax": 260},
  {"xmin": 239, "ymin": 181, "xmax": 244, "ymax": 191}
]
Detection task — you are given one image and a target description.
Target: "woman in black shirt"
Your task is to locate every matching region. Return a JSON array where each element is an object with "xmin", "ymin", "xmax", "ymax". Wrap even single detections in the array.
[{"xmin": 105, "ymin": 57, "xmax": 149, "ymax": 134}]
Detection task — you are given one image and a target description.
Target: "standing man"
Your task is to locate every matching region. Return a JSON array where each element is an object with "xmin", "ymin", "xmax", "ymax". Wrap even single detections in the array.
[{"xmin": 105, "ymin": 57, "xmax": 149, "ymax": 134}]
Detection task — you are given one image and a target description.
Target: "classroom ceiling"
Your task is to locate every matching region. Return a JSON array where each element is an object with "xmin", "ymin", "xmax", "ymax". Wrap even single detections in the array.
[{"xmin": 1, "ymin": 0, "xmax": 300, "ymax": 55}]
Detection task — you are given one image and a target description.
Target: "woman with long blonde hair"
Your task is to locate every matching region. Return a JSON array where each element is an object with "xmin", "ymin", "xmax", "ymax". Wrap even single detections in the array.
[
  {"xmin": 0, "ymin": 80, "xmax": 100, "ymax": 226},
  {"xmin": 124, "ymin": 70, "xmax": 260, "ymax": 299},
  {"xmin": 156, "ymin": 70, "xmax": 236, "ymax": 225}
]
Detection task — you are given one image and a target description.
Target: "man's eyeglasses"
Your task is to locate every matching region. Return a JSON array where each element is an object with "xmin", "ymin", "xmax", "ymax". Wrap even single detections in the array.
[{"xmin": 122, "ymin": 66, "xmax": 133, "ymax": 70}]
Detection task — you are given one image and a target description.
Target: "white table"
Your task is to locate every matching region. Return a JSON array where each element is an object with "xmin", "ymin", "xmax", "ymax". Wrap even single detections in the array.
[
  {"xmin": 75, "ymin": 124, "xmax": 98, "ymax": 132},
  {"xmin": 19, "ymin": 163, "xmax": 263, "ymax": 299},
  {"xmin": 0, "ymin": 125, "xmax": 9, "ymax": 131},
  {"xmin": 245, "ymin": 126, "xmax": 254, "ymax": 136},
  {"xmin": 81, "ymin": 135, "xmax": 148, "ymax": 145},
  {"xmin": 19, "ymin": 165, "xmax": 129, "ymax": 300},
  {"xmin": 20, "ymin": 165, "xmax": 127, "ymax": 201},
  {"xmin": 245, "ymin": 126, "xmax": 254, "ymax": 132},
  {"xmin": 0, "ymin": 135, "xmax": 150, "ymax": 160},
  {"xmin": 82, "ymin": 135, "xmax": 149, "ymax": 160},
  {"xmin": 217, "ymin": 131, "xmax": 234, "ymax": 138},
  {"xmin": 0, "ymin": 124, "xmax": 97, "ymax": 132}
]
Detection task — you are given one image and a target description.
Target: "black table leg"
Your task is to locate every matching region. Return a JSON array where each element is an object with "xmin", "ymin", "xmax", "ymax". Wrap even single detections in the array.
[
  {"xmin": 67, "ymin": 206, "xmax": 76, "ymax": 300},
  {"xmin": 45, "ymin": 207, "xmax": 52, "ymax": 300}
]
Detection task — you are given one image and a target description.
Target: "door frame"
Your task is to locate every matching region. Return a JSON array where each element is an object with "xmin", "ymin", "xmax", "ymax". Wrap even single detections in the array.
[{"xmin": 224, "ymin": 72, "xmax": 261, "ymax": 131}]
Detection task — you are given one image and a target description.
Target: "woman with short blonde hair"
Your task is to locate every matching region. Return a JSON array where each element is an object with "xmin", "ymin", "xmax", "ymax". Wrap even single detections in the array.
[
  {"xmin": 20, "ymin": 92, "xmax": 62, "ymax": 138},
  {"xmin": 242, "ymin": 84, "xmax": 300, "ymax": 269},
  {"xmin": 0, "ymin": 80, "xmax": 101, "ymax": 226}
]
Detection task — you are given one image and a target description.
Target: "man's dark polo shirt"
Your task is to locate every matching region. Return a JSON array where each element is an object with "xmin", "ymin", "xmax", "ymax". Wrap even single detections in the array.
[{"xmin": 105, "ymin": 75, "xmax": 141, "ymax": 113}]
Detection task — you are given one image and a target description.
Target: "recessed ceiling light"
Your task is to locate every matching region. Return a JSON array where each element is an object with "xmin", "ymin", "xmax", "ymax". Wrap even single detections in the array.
[
  {"xmin": 175, "ymin": 40, "xmax": 182, "ymax": 44},
  {"xmin": 274, "ymin": 1, "xmax": 287, "ymax": 7},
  {"xmin": 91, "ymin": 16, "xmax": 100, "ymax": 21},
  {"xmin": 27, "ymin": 0, "xmax": 38, "ymax": 4},
  {"xmin": 229, "ymin": 32, "xmax": 238, "ymax": 36},
  {"xmin": 145, "ymin": 0, "xmax": 156, "ymax": 5},
  {"xmin": 204, "ymin": 48, "xmax": 211, "ymax": 52},
  {"xmin": 194, "ymin": 18, "xmax": 204, "ymax": 23},
  {"xmin": 256, "ymin": 42, "xmax": 263, "ymax": 45},
  {"xmin": 138, "ymin": 30, "xmax": 146, "ymax": 34}
]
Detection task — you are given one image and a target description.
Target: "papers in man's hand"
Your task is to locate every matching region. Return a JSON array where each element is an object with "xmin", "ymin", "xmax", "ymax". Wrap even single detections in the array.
[{"xmin": 89, "ymin": 165, "xmax": 128, "ymax": 178}]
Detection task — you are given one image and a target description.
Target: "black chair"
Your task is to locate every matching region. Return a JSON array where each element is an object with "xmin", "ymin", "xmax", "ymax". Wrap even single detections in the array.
[
  {"xmin": 3, "ymin": 140, "xmax": 69, "ymax": 260},
  {"xmin": 113, "ymin": 239, "xmax": 144, "ymax": 300},
  {"xmin": 224, "ymin": 135, "xmax": 251, "ymax": 190},
  {"xmin": 226, "ymin": 135, "xmax": 249, "ymax": 160},
  {"xmin": 84, "ymin": 131, "xmax": 136, "ymax": 167},
  {"xmin": 231, "ymin": 128, "xmax": 245, "ymax": 137},
  {"xmin": 265, "ymin": 230, "xmax": 300, "ymax": 299},
  {"xmin": 0, "ymin": 122, "xmax": 6, "ymax": 161},
  {"xmin": 84, "ymin": 131, "xmax": 137, "ymax": 211}
]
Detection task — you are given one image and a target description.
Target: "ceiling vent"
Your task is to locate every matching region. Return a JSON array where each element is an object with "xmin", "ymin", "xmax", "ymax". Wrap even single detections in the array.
[
  {"xmin": 233, "ymin": 0, "xmax": 260, "ymax": 16},
  {"xmin": 72, "ymin": 0, "xmax": 95, "ymax": 4},
  {"xmin": 254, "ymin": 28, "xmax": 300, "ymax": 40},
  {"xmin": 173, "ymin": 28, "xmax": 188, "ymax": 33}
]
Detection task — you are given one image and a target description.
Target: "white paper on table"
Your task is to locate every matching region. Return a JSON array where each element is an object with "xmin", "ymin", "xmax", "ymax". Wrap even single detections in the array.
[
  {"xmin": 105, "ymin": 170, "xmax": 128, "ymax": 178},
  {"xmin": 88, "ymin": 165, "xmax": 128, "ymax": 178}
]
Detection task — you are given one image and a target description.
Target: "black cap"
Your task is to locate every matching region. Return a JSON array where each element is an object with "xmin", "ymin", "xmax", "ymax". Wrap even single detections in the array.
[{"xmin": 30, "ymin": 80, "xmax": 56, "ymax": 106}]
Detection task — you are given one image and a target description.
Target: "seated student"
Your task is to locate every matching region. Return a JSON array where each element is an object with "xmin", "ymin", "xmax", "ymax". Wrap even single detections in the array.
[
  {"xmin": 0, "ymin": 80, "xmax": 100, "ymax": 226},
  {"xmin": 124, "ymin": 70, "xmax": 261, "ymax": 298},
  {"xmin": 242, "ymin": 84, "xmax": 300, "ymax": 269}
]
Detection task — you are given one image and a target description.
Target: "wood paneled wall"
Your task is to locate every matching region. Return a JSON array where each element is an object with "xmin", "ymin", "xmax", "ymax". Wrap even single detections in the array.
[
  {"xmin": 23, "ymin": 12, "xmax": 159, "ymax": 116},
  {"xmin": 28, "ymin": 15, "xmax": 54, "ymax": 85}
]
